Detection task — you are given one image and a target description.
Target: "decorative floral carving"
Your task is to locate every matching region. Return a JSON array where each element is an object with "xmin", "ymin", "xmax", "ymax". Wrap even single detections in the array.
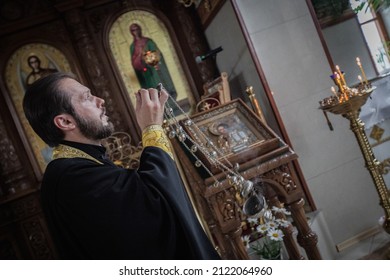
[
  {"xmin": 0, "ymin": 194, "xmax": 41, "ymax": 226},
  {"xmin": 216, "ymin": 187, "xmax": 237, "ymax": 222},
  {"xmin": 264, "ymin": 165, "xmax": 297, "ymax": 194},
  {"xmin": 0, "ymin": 118, "xmax": 21, "ymax": 172},
  {"xmin": 378, "ymin": 158, "xmax": 390, "ymax": 175},
  {"xmin": 101, "ymin": 132, "xmax": 143, "ymax": 169},
  {"xmin": 22, "ymin": 216, "xmax": 54, "ymax": 259}
]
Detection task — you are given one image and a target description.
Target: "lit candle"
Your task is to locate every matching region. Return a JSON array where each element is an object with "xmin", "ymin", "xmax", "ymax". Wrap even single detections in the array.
[
  {"xmin": 342, "ymin": 85, "xmax": 349, "ymax": 101},
  {"xmin": 335, "ymin": 65, "xmax": 347, "ymax": 86},
  {"xmin": 334, "ymin": 72, "xmax": 344, "ymax": 93},
  {"xmin": 356, "ymin": 57, "xmax": 361, "ymax": 66},
  {"xmin": 358, "ymin": 75, "xmax": 363, "ymax": 86},
  {"xmin": 356, "ymin": 57, "xmax": 368, "ymax": 84},
  {"xmin": 331, "ymin": 86, "xmax": 339, "ymax": 98}
]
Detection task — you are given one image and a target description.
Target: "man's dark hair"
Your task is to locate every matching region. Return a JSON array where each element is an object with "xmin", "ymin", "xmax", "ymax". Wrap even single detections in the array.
[{"xmin": 23, "ymin": 72, "xmax": 77, "ymax": 147}]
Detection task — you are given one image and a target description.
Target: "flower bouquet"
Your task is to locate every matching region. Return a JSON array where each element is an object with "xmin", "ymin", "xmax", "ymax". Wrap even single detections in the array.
[{"xmin": 241, "ymin": 206, "xmax": 291, "ymax": 260}]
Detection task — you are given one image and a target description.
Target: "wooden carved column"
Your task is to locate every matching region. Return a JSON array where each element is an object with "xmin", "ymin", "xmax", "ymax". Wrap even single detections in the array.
[
  {"xmin": 264, "ymin": 164, "xmax": 322, "ymax": 260},
  {"xmin": 289, "ymin": 198, "xmax": 321, "ymax": 259},
  {"xmin": 209, "ymin": 185, "xmax": 249, "ymax": 259}
]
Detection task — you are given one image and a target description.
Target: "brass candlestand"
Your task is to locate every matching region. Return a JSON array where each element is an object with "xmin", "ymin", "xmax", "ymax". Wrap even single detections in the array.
[
  {"xmin": 245, "ymin": 86, "xmax": 266, "ymax": 123},
  {"xmin": 320, "ymin": 88, "xmax": 390, "ymax": 234}
]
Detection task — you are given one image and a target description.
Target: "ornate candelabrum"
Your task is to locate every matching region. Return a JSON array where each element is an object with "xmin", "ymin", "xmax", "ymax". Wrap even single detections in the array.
[{"xmin": 319, "ymin": 59, "xmax": 390, "ymax": 234}]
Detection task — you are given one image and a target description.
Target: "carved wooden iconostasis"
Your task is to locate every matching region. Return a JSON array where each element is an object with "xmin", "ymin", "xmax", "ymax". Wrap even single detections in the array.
[{"xmin": 0, "ymin": 0, "xmax": 215, "ymax": 259}]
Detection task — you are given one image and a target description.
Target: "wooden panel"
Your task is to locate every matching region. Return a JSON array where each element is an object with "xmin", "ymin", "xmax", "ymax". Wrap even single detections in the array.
[
  {"xmin": 196, "ymin": 0, "xmax": 226, "ymax": 29},
  {"xmin": 0, "ymin": 192, "xmax": 57, "ymax": 259}
]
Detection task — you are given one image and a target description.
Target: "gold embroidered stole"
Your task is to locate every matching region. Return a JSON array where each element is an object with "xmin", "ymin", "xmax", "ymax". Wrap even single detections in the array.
[
  {"xmin": 142, "ymin": 124, "xmax": 174, "ymax": 160},
  {"xmin": 52, "ymin": 144, "xmax": 103, "ymax": 165}
]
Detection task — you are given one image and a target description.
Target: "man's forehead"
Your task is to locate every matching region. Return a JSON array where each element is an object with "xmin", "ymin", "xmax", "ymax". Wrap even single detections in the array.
[{"xmin": 59, "ymin": 78, "xmax": 89, "ymax": 95}]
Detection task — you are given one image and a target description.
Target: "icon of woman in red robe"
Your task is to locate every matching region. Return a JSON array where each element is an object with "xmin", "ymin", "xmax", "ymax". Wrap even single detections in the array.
[{"xmin": 129, "ymin": 23, "xmax": 177, "ymax": 100}]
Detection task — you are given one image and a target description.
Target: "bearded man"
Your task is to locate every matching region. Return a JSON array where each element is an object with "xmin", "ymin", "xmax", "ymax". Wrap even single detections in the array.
[{"xmin": 23, "ymin": 72, "xmax": 219, "ymax": 260}]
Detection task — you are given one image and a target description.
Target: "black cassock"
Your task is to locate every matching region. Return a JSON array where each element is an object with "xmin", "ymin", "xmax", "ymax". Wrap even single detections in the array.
[{"xmin": 41, "ymin": 141, "xmax": 220, "ymax": 260}]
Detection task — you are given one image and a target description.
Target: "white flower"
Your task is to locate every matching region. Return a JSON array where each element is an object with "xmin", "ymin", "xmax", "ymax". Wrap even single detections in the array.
[
  {"xmin": 267, "ymin": 228, "xmax": 284, "ymax": 242},
  {"xmin": 263, "ymin": 209, "xmax": 273, "ymax": 220},
  {"xmin": 244, "ymin": 204, "xmax": 291, "ymax": 259},
  {"xmin": 271, "ymin": 206, "xmax": 291, "ymax": 215},
  {"xmin": 247, "ymin": 217, "xmax": 258, "ymax": 224},
  {"xmin": 241, "ymin": 235, "xmax": 251, "ymax": 248},
  {"xmin": 267, "ymin": 220, "xmax": 278, "ymax": 229},
  {"xmin": 256, "ymin": 224, "xmax": 269, "ymax": 234},
  {"xmin": 276, "ymin": 218, "xmax": 291, "ymax": 228}
]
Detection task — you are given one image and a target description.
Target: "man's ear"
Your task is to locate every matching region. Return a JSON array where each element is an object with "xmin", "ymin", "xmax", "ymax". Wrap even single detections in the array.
[{"xmin": 53, "ymin": 114, "xmax": 76, "ymax": 131}]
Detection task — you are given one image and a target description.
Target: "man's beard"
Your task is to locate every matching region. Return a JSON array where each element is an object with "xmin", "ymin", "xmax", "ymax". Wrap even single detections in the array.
[{"xmin": 73, "ymin": 112, "xmax": 114, "ymax": 141}]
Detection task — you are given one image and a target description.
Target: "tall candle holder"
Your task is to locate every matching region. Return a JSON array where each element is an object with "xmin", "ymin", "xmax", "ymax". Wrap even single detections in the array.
[{"xmin": 319, "ymin": 61, "xmax": 390, "ymax": 234}]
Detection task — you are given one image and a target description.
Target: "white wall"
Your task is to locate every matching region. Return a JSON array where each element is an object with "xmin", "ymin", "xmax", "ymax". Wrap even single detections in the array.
[
  {"xmin": 322, "ymin": 18, "xmax": 376, "ymax": 84},
  {"xmin": 204, "ymin": 2, "xmax": 280, "ymax": 133},
  {"xmin": 205, "ymin": 0, "xmax": 385, "ymax": 259}
]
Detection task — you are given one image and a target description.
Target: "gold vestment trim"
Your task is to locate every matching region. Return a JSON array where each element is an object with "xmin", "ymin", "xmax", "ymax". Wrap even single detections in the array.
[
  {"xmin": 142, "ymin": 124, "xmax": 174, "ymax": 160},
  {"xmin": 52, "ymin": 144, "xmax": 103, "ymax": 165}
]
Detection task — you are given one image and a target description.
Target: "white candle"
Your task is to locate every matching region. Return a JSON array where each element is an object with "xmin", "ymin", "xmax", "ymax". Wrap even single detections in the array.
[
  {"xmin": 356, "ymin": 57, "xmax": 361, "ymax": 66},
  {"xmin": 336, "ymin": 65, "xmax": 347, "ymax": 86},
  {"xmin": 356, "ymin": 57, "xmax": 368, "ymax": 84},
  {"xmin": 331, "ymin": 86, "xmax": 340, "ymax": 103},
  {"xmin": 358, "ymin": 75, "xmax": 363, "ymax": 85},
  {"xmin": 334, "ymin": 72, "xmax": 344, "ymax": 93}
]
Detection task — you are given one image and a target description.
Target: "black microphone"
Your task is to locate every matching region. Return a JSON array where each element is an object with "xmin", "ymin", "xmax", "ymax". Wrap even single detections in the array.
[{"xmin": 195, "ymin": 46, "xmax": 223, "ymax": 63}]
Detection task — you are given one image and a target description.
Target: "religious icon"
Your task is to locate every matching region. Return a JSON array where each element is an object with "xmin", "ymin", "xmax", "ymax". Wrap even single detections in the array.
[
  {"xmin": 109, "ymin": 10, "xmax": 194, "ymax": 114},
  {"xmin": 5, "ymin": 43, "xmax": 72, "ymax": 177},
  {"xmin": 209, "ymin": 122, "xmax": 231, "ymax": 152},
  {"xmin": 25, "ymin": 55, "xmax": 58, "ymax": 87},
  {"xmin": 129, "ymin": 23, "xmax": 177, "ymax": 100},
  {"xmin": 209, "ymin": 120, "xmax": 251, "ymax": 153},
  {"xmin": 181, "ymin": 99, "xmax": 279, "ymax": 173}
]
